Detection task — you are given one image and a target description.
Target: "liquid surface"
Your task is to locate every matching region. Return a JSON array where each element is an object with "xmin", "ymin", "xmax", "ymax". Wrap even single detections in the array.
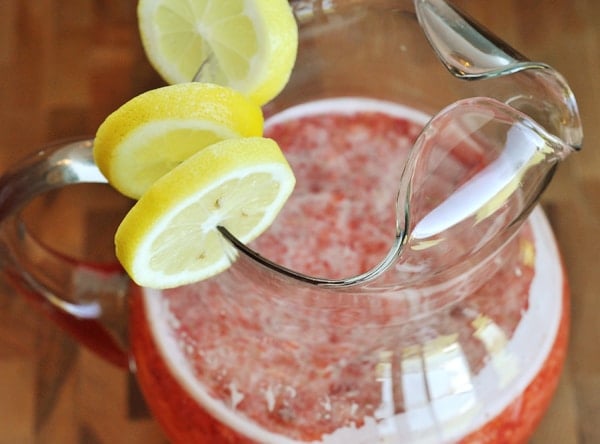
[{"xmin": 131, "ymin": 98, "xmax": 567, "ymax": 443}]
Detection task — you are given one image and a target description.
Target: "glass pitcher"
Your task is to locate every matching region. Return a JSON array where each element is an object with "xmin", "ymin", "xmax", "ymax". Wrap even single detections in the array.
[{"xmin": 0, "ymin": 0, "xmax": 582, "ymax": 442}]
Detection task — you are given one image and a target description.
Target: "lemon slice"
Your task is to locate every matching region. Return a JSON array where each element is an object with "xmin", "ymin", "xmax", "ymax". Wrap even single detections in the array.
[
  {"xmin": 115, "ymin": 137, "xmax": 295, "ymax": 289},
  {"xmin": 137, "ymin": 0, "xmax": 298, "ymax": 105},
  {"xmin": 93, "ymin": 82, "xmax": 264, "ymax": 199}
]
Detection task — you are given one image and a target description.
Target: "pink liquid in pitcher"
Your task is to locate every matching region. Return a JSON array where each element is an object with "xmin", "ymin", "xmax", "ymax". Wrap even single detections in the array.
[{"xmin": 129, "ymin": 99, "xmax": 568, "ymax": 443}]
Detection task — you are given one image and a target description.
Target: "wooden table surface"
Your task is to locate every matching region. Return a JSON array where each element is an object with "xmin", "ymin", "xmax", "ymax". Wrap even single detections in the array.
[{"xmin": 1, "ymin": 1, "xmax": 599, "ymax": 443}]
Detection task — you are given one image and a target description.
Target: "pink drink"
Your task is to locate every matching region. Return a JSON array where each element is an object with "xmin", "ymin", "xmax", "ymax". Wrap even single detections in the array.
[{"xmin": 129, "ymin": 99, "xmax": 568, "ymax": 443}]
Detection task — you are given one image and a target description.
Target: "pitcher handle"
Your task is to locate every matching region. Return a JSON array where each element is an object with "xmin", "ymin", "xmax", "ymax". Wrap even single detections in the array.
[{"xmin": 0, "ymin": 138, "xmax": 131, "ymax": 368}]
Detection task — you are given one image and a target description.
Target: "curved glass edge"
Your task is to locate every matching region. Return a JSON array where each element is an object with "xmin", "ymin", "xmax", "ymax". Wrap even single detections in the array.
[{"xmin": 415, "ymin": 0, "xmax": 583, "ymax": 150}]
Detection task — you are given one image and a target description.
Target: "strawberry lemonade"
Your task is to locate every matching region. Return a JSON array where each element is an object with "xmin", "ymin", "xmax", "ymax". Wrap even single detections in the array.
[{"xmin": 129, "ymin": 99, "xmax": 567, "ymax": 443}]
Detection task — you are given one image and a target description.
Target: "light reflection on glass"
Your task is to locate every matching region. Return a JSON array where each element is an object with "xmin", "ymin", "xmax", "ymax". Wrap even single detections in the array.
[
  {"xmin": 423, "ymin": 335, "xmax": 478, "ymax": 437},
  {"xmin": 371, "ymin": 312, "xmax": 520, "ymax": 441},
  {"xmin": 472, "ymin": 314, "xmax": 519, "ymax": 388}
]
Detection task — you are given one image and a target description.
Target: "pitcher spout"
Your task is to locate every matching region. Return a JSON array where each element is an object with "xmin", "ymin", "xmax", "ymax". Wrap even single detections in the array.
[{"xmin": 415, "ymin": 0, "xmax": 583, "ymax": 152}]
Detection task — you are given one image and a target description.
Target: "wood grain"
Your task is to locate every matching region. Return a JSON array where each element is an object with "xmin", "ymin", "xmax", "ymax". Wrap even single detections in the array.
[{"xmin": 1, "ymin": 0, "xmax": 599, "ymax": 442}]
